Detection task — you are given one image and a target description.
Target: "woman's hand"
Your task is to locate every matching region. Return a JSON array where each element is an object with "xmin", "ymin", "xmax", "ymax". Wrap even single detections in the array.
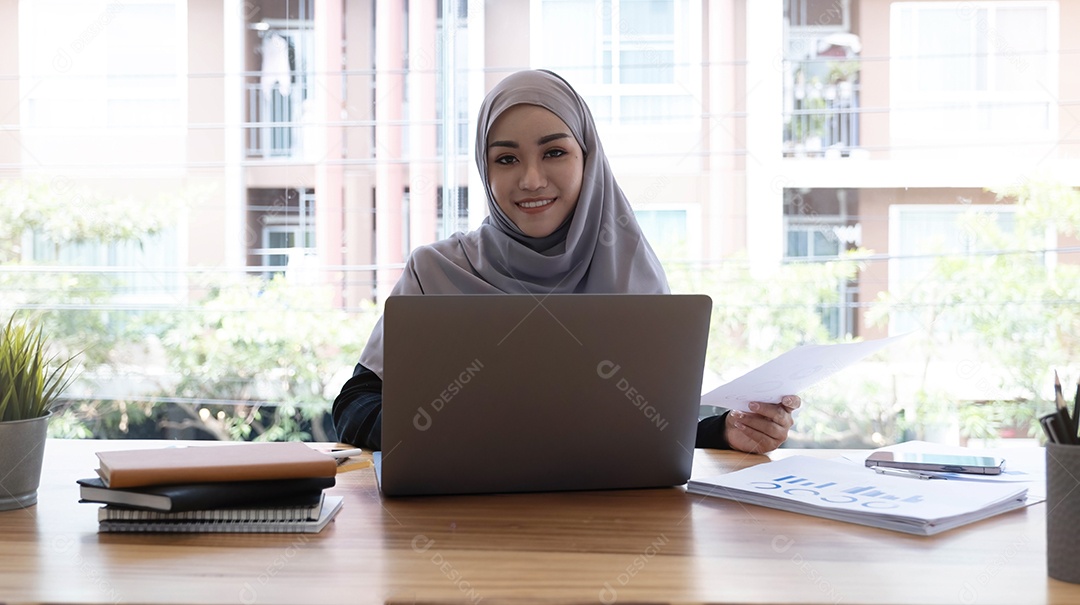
[{"xmin": 724, "ymin": 395, "xmax": 801, "ymax": 454}]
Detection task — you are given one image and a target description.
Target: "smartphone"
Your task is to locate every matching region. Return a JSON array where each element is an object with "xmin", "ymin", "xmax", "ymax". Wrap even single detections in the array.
[{"xmin": 864, "ymin": 451, "xmax": 1005, "ymax": 475}]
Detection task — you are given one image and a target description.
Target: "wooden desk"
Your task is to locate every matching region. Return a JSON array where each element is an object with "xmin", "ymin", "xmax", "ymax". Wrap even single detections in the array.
[{"xmin": 0, "ymin": 440, "xmax": 1075, "ymax": 605}]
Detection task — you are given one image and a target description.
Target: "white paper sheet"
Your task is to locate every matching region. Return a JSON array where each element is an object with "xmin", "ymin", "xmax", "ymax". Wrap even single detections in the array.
[{"xmin": 700, "ymin": 333, "xmax": 910, "ymax": 411}]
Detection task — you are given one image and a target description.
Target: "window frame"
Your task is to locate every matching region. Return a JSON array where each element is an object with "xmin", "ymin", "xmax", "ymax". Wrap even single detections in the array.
[
  {"xmin": 888, "ymin": 0, "xmax": 1059, "ymax": 143},
  {"xmin": 531, "ymin": 0, "xmax": 703, "ymax": 128},
  {"xmin": 19, "ymin": 0, "xmax": 188, "ymax": 135}
]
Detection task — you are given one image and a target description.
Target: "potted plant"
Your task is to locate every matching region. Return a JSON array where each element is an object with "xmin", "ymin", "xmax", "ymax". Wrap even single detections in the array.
[{"xmin": 0, "ymin": 314, "xmax": 78, "ymax": 510}]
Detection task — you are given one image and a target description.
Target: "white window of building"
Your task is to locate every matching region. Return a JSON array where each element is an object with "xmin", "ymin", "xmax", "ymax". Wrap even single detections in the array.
[
  {"xmin": 248, "ymin": 188, "xmax": 316, "ymax": 280},
  {"xmin": 634, "ymin": 207, "xmax": 690, "ymax": 259},
  {"xmin": 888, "ymin": 204, "xmax": 1023, "ymax": 335},
  {"xmin": 22, "ymin": 228, "xmax": 181, "ymax": 305},
  {"xmin": 890, "ymin": 1, "xmax": 1058, "ymax": 141},
  {"xmin": 20, "ymin": 0, "xmax": 187, "ymax": 132},
  {"xmin": 534, "ymin": 0, "xmax": 700, "ymax": 125}
]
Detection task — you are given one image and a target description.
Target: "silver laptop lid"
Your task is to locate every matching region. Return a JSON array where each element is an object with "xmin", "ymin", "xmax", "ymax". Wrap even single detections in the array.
[{"xmin": 380, "ymin": 294, "xmax": 712, "ymax": 496}]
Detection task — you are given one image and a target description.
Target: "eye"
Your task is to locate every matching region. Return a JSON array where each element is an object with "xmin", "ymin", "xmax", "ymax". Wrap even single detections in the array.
[
  {"xmin": 492, "ymin": 154, "xmax": 517, "ymax": 166},
  {"xmin": 544, "ymin": 148, "xmax": 568, "ymax": 159}
]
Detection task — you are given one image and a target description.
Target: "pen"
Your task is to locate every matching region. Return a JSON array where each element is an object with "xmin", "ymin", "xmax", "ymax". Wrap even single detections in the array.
[
  {"xmin": 1055, "ymin": 370, "xmax": 1066, "ymax": 410},
  {"xmin": 1050, "ymin": 371, "xmax": 1076, "ymax": 445},
  {"xmin": 326, "ymin": 449, "xmax": 365, "ymax": 458},
  {"xmin": 1073, "ymin": 376, "xmax": 1079, "ymax": 441},
  {"xmin": 872, "ymin": 467, "xmax": 943, "ymax": 480}
]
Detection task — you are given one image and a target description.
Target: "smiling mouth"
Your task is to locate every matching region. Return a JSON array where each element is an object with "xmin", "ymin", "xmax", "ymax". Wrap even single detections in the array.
[{"xmin": 517, "ymin": 198, "xmax": 555, "ymax": 210}]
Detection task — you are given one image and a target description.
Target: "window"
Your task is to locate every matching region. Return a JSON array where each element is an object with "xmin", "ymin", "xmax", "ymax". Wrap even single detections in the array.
[
  {"xmin": 247, "ymin": 189, "xmax": 316, "ymax": 278},
  {"xmin": 783, "ymin": 0, "xmax": 861, "ymax": 156},
  {"xmin": 786, "ymin": 0, "xmax": 850, "ymax": 31},
  {"xmin": 890, "ymin": 2, "xmax": 1057, "ymax": 139},
  {"xmin": 783, "ymin": 189, "xmax": 860, "ymax": 338},
  {"xmin": 247, "ymin": 25, "xmax": 315, "ymax": 159},
  {"xmin": 536, "ymin": 0, "xmax": 698, "ymax": 124},
  {"xmin": 23, "ymin": 229, "xmax": 181, "ymax": 304},
  {"xmin": 634, "ymin": 208, "xmax": 688, "ymax": 258},
  {"xmin": 21, "ymin": 0, "xmax": 186, "ymax": 131},
  {"xmin": 435, "ymin": 4, "xmax": 470, "ymax": 157},
  {"xmin": 436, "ymin": 187, "xmax": 470, "ymax": 239},
  {"xmin": 888, "ymin": 204, "xmax": 1020, "ymax": 335}
]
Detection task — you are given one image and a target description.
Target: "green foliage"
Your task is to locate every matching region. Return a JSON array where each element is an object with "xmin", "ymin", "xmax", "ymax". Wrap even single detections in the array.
[
  {"xmin": 150, "ymin": 275, "xmax": 377, "ymax": 442},
  {"xmin": 865, "ymin": 175, "xmax": 1080, "ymax": 444},
  {"xmin": 669, "ymin": 251, "xmax": 864, "ymax": 376},
  {"xmin": 9, "ymin": 172, "xmax": 1078, "ymax": 447},
  {"xmin": 0, "ymin": 178, "xmax": 184, "ymax": 367},
  {"xmin": 45, "ymin": 275, "xmax": 380, "ymax": 442},
  {"xmin": 0, "ymin": 314, "xmax": 79, "ymax": 421},
  {"xmin": 0, "ymin": 178, "xmax": 175, "ymax": 257}
]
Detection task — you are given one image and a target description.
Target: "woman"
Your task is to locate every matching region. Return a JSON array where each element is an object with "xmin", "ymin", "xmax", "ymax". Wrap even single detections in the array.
[{"xmin": 333, "ymin": 69, "xmax": 799, "ymax": 454}]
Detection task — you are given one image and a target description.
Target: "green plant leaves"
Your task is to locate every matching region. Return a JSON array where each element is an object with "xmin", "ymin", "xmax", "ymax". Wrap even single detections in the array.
[{"xmin": 0, "ymin": 315, "xmax": 79, "ymax": 422}]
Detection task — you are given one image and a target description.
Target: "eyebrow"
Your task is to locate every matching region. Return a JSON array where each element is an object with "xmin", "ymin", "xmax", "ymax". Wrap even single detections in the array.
[{"xmin": 487, "ymin": 132, "xmax": 571, "ymax": 150}]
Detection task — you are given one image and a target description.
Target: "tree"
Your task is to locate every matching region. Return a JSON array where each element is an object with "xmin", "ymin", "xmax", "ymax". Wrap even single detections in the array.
[
  {"xmin": 866, "ymin": 176, "xmax": 1080, "ymax": 444},
  {"xmin": 153, "ymin": 275, "xmax": 376, "ymax": 442}
]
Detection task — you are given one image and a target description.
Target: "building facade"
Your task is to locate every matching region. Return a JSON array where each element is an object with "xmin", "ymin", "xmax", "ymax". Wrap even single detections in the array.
[{"xmin": 2, "ymin": 0, "xmax": 1078, "ymax": 341}]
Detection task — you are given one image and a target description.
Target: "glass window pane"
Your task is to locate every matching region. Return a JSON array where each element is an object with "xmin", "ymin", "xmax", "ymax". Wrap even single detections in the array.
[
  {"xmin": 787, "ymin": 230, "xmax": 809, "ymax": 257},
  {"xmin": 634, "ymin": 209, "xmax": 687, "ymax": 255},
  {"xmin": 994, "ymin": 8, "xmax": 1048, "ymax": 91},
  {"xmin": 542, "ymin": 0, "xmax": 598, "ymax": 82},
  {"xmin": 620, "ymin": 0, "xmax": 674, "ymax": 36},
  {"xmin": 916, "ymin": 9, "xmax": 974, "ymax": 92},
  {"xmin": 619, "ymin": 50, "xmax": 673, "ymax": 84},
  {"xmin": 813, "ymin": 230, "xmax": 841, "ymax": 256},
  {"xmin": 620, "ymin": 94, "xmax": 692, "ymax": 122}
]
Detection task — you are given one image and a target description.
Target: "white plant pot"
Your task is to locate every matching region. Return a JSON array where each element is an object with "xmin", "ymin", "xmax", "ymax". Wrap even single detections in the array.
[{"xmin": 0, "ymin": 413, "xmax": 50, "ymax": 511}]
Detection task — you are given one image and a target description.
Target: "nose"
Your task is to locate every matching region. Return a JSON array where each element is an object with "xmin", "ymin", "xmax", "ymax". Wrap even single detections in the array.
[{"xmin": 519, "ymin": 159, "xmax": 546, "ymax": 191}]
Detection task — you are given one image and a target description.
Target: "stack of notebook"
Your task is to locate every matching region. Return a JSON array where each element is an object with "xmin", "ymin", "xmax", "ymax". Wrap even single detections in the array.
[{"xmin": 77, "ymin": 442, "xmax": 345, "ymax": 533}]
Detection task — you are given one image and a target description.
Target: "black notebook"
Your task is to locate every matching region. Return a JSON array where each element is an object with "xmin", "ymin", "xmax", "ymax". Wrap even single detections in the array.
[{"xmin": 77, "ymin": 475, "xmax": 335, "ymax": 512}]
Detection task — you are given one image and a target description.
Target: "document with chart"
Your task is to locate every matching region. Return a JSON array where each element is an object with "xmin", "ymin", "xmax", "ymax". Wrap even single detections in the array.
[{"xmin": 688, "ymin": 456, "xmax": 1028, "ymax": 535}]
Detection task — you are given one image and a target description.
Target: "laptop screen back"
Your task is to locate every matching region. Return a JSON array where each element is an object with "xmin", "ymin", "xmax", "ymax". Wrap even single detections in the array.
[{"xmin": 379, "ymin": 294, "xmax": 712, "ymax": 496}]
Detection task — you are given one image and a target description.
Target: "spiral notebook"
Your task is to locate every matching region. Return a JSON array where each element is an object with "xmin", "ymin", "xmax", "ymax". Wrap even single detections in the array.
[
  {"xmin": 96, "ymin": 495, "xmax": 344, "ymax": 533},
  {"xmin": 97, "ymin": 492, "xmax": 325, "ymax": 523}
]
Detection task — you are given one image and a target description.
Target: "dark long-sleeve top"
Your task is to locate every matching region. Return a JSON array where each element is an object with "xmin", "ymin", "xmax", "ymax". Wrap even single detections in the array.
[{"xmin": 332, "ymin": 363, "xmax": 732, "ymax": 451}]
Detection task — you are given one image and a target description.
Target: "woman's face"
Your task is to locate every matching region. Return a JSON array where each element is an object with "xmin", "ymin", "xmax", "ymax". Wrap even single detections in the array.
[{"xmin": 486, "ymin": 104, "xmax": 584, "ymax": 238}]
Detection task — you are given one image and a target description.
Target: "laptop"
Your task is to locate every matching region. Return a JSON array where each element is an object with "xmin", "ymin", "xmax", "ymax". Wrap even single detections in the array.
[{"xmin": 374, "ymin": 293, "xmax": 712, "ymax": 496}]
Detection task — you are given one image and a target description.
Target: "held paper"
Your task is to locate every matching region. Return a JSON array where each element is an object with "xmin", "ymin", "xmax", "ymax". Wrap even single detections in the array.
[{"xmin": 701, "ymin": 333, "xmax": 909, "ymax": 412}]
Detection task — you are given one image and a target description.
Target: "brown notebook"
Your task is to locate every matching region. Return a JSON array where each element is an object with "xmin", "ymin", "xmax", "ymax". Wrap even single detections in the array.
[{"xmin": 95, "ymin": 442, "xmax": 338, "ymax": 489}]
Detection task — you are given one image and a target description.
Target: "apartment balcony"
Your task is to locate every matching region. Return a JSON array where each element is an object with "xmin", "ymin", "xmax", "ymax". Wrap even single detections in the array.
[
  {"xmin": 783, "ymin": 76, "xmax": 861, "ymax": 159},
  {"xmin": 245, "ymin": 80, "xmax": 312, "ymax": 160}
]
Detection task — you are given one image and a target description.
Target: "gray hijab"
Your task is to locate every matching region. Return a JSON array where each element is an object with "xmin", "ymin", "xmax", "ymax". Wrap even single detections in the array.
[{"xmin": 359, "ymin": 69, "xmax": 669, "ymax": 377}]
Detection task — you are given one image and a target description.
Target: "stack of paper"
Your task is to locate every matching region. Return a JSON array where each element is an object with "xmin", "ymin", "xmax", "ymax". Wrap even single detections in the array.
[
  {"xmin": 78, "ymin": 442, "xmax": 344, "ymax": 534},
  {"xmin": 688, "ymin": 456, "xmax": 1028, "ymax": 535}
]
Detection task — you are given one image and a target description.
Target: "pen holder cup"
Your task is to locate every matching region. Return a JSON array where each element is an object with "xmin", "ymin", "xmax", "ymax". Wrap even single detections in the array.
[{"xmin": 1047, "ymin": 443, "xmax": 1080, "ymax": 584}]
